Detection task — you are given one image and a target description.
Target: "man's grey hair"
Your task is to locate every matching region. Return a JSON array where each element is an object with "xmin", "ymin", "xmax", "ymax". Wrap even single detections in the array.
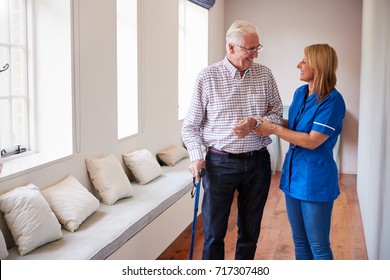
[{"xmin": 226, "ymin": 20, "xmax": 258, "ymax": 49}]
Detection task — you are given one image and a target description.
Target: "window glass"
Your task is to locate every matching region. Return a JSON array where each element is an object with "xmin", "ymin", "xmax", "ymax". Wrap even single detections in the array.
[
  {"xmin": 0, "ymin": 0, "xmax": 28, "ymax": 155},
  {"xmin": 117, "ymin": 0, "xmax": 138, "ymax": 139},
  {"xmin": 178, "ymin": 0, "xmax": 208, "ymax": 120}
]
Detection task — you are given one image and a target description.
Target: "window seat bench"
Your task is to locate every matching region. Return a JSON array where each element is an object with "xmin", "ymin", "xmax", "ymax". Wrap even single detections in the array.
[{"xmin": 3, "ymin": 158, "xmax": 194, "ymax": 260}]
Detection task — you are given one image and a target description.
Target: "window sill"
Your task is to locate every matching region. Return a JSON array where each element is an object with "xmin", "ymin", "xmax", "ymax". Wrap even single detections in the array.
[{"xmin": 0, "ymin": 152, "xmax": 72, "ymax": 182}]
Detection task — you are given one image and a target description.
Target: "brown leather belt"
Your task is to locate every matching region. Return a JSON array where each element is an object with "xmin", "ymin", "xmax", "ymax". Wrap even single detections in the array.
[{"xmin": 208, "ymin": 147, "xmax": 266, "ymax": 159}]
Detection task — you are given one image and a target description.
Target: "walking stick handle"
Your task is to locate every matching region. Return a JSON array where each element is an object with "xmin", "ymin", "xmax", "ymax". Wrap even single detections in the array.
[{"xmin": 191, "ymin": 168, "xmax": 205, "ymax": 198}]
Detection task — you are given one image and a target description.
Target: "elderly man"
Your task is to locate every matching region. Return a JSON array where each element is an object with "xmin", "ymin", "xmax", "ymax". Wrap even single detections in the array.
[{"xmin": 182, "ymin": 20, "xmax": 283, "ymax": 260}]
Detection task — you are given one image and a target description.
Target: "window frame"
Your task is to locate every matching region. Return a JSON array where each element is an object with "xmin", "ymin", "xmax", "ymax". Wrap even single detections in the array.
[{"xmin": 0, "ymin": 0, "xmax": 73, "ymax": 180}]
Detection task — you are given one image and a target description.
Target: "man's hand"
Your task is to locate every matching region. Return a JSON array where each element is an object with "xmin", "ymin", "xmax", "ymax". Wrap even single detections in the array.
[
  {"xmin": 232, "ymin": 118, "xmax": 256, "ymax": 138},
  {"xmin": 188, "ymin": 159, "xmax": 206, "ymax": 183}
]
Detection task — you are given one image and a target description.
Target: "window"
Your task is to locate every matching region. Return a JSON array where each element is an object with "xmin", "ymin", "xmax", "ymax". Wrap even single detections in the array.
[
  {"xmin": 33, "ymin": 0, "xmax": 72, "ymax": 156},
  {"xmin": 0, "ymin": 0, "xmax": 72, "ymax": 178},
  {"xmin": 178, "ymin": 0, "xmax": 208, "ymax": 120},
  {"xmin": 117, "ymin": 0, "xmax": 138, "ymax": 139},
  {"xmin": 0, "ymin": 0, "xmax": 29, "ymax": 157}
]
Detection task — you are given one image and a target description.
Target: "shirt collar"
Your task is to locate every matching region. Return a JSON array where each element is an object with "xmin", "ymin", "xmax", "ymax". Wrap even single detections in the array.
[
  {"xmin": 223, "ymin": 57, "xmax": 251, "ymax": 78},
  {"xmin": 301, "ymin": 84, "xmax": 320, "ymax": 103}
]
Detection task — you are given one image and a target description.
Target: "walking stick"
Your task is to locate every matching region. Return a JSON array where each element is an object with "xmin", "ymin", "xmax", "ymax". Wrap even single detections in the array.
[{"xmin": 189, "ymin": 168, "xmax": 205, "ymax": 260}]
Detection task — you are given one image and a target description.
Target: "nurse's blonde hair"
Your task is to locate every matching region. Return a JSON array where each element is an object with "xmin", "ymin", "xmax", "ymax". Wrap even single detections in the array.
[{"xmin": 304, "ymin": 44, "xmax": 338, "ymax": 102}]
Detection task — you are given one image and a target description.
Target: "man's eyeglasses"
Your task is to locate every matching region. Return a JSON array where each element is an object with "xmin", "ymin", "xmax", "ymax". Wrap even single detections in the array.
[{"xmin": 234, "ymin": 44, "xmax": 263, "ymax": 54}]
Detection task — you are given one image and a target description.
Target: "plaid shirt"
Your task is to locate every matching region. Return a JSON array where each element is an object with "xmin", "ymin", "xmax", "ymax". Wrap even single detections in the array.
[{"xmin": 182, "ymin": 57, "xmax": 284, "ymax": 161}]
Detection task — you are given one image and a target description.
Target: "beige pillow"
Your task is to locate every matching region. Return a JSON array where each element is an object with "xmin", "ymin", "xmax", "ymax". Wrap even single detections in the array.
[
  {"xmin": 86, "ymin": 154, "xmax": 133, "ymax": 205},
  {"xmin": 157, "ymin": 146, "xmax": 189, "ymax": 166},
  {"xmin": 41, "ymin": 175, "xmax": 100, "ymax": 232},
  {"xmin": 122, "ymin": 149, "xmax": 163, "ymax": 184},
  {"xmin": 0, "ymin": 184, "xmax": 62, "ymax": 256},
  {"xmin": 0, "ymin": 229, "xmax": 8, "ymax": 260}
]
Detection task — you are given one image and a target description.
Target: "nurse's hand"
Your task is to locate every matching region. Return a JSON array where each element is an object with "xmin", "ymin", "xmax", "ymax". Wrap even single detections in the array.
[{"xmin": 253, "ymin": 117, "xmax": 276, "ymax": 136}]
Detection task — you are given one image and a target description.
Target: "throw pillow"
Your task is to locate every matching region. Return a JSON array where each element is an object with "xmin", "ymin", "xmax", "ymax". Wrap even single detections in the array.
[
  {"xmin": 0, "ymin": 184, "xmax": 62, "ymax": 256},
  {"xmin": 122, "ymin": 149, "xmax": 163, "ymax": 184},
  {"xmin": 0, "ymin": 229, "xmax": 8, "ymax": 260},
  {"xmin": 157, "ymin": 146, "xmax": 189, "ymax": 166},
  {"xmin": 86, "ymin": 154, "xmax": 133, "ymax": 205},
  {"xmin": 41, "ymin": 175, "xmax": 100, "ymax": 232}
]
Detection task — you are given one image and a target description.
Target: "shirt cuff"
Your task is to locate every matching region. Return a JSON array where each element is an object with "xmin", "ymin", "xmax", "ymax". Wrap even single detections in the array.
[{"xmin": 189, "ymin": 148, "xmax": 204, "ymax": 162}]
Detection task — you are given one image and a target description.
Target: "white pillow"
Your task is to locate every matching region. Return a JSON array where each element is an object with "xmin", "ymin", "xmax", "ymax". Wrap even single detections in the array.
[
  {"xmin": 86, "ymin": 154, "xmax": 133, "ymax": 205},
  {"xmin": 0, "ymin": 229, "xmax": 8, "ymax": 260},
  {"xmin": 41, "ymin": 175, "xmax": 100, "ymax": 232},
  {"xmin": 157, "ymin": 146, "xmax": 189, "ymax": 166},
  {"xmin": 122, "ymin": 149, "xmax": 163, "ymax": 184},
  {"xmin": 0, "ymin": 184, "xmax": 62, "ymax": 256}
]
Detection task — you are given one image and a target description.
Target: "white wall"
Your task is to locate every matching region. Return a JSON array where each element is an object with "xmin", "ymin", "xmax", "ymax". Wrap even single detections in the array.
[
  {"xmin": 224, "ymin": 0, "xmax": 362, "ymax": 174},
  {"xmin": 358, "ymin": 0, "xmax": 390, "ymax": 260}
]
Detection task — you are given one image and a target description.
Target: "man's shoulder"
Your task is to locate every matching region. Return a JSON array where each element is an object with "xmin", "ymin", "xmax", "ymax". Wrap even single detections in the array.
[
  {"xmin": 251, "ymin": 63, "xmax": 272, "ymax": 73},
  {"xmin": 207, "ymin": 59, "xmax": 225, "ymax": 70},
  {"xmin": 199, "ymin": 60, "xmax": 226, "ymax": 75}
]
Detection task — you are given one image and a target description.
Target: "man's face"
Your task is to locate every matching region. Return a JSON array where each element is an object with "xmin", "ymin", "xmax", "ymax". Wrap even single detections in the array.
[{"xmin": 229, "ymin": 33, "xmax": 260, "ymax": 73}]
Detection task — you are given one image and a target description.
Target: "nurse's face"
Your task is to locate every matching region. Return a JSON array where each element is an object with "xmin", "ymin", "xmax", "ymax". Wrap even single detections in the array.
[{"xmin": 297, "ymin": 56, "xmax": 314, "ymax": 83}]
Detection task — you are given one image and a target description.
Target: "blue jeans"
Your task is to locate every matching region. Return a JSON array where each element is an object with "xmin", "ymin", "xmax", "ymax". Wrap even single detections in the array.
[
  {"xmin": 201, "ymin": 148, "xmax": 271, "ymax": 260},
  {"xmin": 285, "ymin": 194, "xmax": 334, "ymax": 260}
]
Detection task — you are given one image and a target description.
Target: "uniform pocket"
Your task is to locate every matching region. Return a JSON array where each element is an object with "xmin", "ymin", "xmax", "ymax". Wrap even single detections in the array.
[{"xmin": 294, "ymin": 158, "xmax": 329, "ymax": 196}]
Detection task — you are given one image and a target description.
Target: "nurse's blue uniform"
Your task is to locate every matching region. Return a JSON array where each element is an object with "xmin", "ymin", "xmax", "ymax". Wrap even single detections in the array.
[{"xmin": 280, "ymin": 84, "xmax": 346, "ymax": 202}]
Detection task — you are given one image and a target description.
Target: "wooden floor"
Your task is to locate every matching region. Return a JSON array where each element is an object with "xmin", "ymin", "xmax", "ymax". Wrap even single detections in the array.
[{"xmin": 157, "ymin": 172, "xmax": 368, "ymax": 260}]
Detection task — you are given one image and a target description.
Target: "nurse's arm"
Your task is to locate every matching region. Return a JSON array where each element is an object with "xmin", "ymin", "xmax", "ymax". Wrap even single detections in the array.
[
  {"xmin": 254, "ymin": 117, "xmax": 328, "ymax": 150},
  {"xmin": 275, "ymin": 128, "xmax": 328, "ymax": 150}
]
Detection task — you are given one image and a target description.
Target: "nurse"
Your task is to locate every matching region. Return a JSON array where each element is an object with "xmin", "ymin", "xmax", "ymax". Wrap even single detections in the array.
[{"xmin": 253, "ymin": 44, "xmax": 346, "ymax": 259}]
